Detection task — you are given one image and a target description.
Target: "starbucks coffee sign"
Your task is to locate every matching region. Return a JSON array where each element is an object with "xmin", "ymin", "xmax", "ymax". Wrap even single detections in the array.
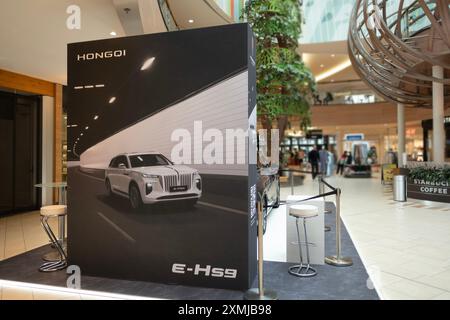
[{"xmin": 408, "ymin": 179, "xmax": 450, "ymax": 203}]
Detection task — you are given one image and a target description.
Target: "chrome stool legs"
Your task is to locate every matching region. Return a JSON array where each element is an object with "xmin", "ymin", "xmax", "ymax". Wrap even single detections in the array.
[
  {"xmin": 288, "ymin": 217, "xmax": 317, "ymax": 278},
  {"xmin": 39, "ymin": 215, "xmax": 67, "ymax": 272}
]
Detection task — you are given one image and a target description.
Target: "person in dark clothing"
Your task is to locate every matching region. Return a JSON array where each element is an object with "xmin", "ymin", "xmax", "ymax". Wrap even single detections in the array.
[
  {"xmin": 346, "ymin": 152, "xmax": 353, "ymax": 165},
  {"xmin": 308, "ymin": 145, "xmax": 320, "ymax": 180},
  {"xmin": 336, "ymin": 151, "xmax": 347, "ymax": 175}
]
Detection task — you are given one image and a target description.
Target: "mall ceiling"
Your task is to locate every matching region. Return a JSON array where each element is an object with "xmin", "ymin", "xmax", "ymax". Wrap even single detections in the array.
[
  {"xmin": 0, "ymin": 0, "xmax": 228, "ymax": 85},
  {"xmin": 0, "ymin": 0, "xmax": 363, "ymax": 90},
  {"xmin": 166, "ymin": 0, "xmax": 232, "ymax": 29},
  {"xmin": 299, "ymin": 41, "xmax": 361, "ymax": 88},
  {"xmin": 0, "ymin": 0, "xmax": 125, "ymax": 84}
]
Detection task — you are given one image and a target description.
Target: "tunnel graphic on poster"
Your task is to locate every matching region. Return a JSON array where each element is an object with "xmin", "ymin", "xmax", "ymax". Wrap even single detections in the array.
[{"xmin": 67, "ymin": 24, "xmax": 257, "ymax": 289}]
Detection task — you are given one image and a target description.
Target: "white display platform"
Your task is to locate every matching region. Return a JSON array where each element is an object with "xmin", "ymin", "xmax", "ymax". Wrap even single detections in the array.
[{"xmin": 286, "ymin": 195, "xmax": 325, "ymax": 265}]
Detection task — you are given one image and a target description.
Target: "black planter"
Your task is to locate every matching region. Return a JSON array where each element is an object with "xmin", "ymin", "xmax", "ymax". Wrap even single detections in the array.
[{"xmin": 408, "ymin": 179, "xmax": 450, "ymax": 203}]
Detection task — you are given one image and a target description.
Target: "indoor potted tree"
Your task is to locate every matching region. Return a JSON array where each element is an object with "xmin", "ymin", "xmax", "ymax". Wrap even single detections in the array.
[{"xmin": 243, "ymin": 0, "xmax": 316, "ymax": 155}]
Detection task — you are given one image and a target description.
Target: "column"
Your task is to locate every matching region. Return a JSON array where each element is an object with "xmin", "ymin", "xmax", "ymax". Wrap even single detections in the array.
[
  {"xmin": 432, "ymin": 65, "xmax": 445, "ymax": 163},
  {"xmin": 397, "ymin": 103, "xmax": 405, "ymax": 167}
]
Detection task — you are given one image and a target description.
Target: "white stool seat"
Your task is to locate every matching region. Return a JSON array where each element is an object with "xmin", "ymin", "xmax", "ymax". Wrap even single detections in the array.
[
  {"xmin": 289, "ymin": 204, "xmax": 318, "ymax": 218},
  {"xmin": 40, "ymin": 205, "xmax": 67, "ymax": 217}
]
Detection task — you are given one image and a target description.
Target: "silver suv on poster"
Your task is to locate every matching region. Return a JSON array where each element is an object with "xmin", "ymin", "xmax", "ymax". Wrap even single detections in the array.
[{"xmin": 105, "ymin": 152, "xmax": 202, "ymax": 210}]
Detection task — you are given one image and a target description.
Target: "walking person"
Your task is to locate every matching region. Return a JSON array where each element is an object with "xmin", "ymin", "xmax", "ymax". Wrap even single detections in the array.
[
  {"xmin": 319, "ymin": 146, "xmax": 329, "ymax": 176},
  {"xmin": 308, "ymin": 145, "xmax": 320, "ymax": 180},
  {"xmin": 336, "ymin": 151, "xmax": 347, "ymax": 175},
  {"xmin": 346, "ymin": 151, "xmax": 353, "ymax": 165},
  {"xmin": 297, "ymin": 148, "xmax": 305, "ymax": 169},
  {"xmin": 294, "ymin": 149, "xmax": 299, "ymax": 166},
  {"xmin": 327, "ymin": 149, "xmax": 335, "ymax": 176}
]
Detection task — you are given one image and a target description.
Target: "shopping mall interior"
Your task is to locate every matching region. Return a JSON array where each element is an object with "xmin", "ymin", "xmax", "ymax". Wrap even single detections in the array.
[{"xmin": 0, "ymin": 0, "xmax": 449, "ymax": 301}]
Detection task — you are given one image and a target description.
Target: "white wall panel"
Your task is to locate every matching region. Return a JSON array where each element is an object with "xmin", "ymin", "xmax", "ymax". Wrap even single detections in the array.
[{"xmin": 80, "ymin": 71, "xmax": 249, "ymax": 176}]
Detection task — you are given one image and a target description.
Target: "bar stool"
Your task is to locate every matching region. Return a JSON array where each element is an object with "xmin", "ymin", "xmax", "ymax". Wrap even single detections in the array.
[
  {"xmin": 288, "ymin": 204, "xmax": 318, "ymax": 277},
  {"xmin": 39, "ymin": 205, "xmax": 67, "ymax": 272}
]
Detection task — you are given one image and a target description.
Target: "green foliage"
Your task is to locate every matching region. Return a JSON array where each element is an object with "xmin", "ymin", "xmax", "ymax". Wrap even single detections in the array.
[
  {"xmin": 408, "ymin": 166, "xmax": 450, "ymax": 184},
  {"xmin": 243, "ymin": 0, "xmax": 316, "ymax": 126}
]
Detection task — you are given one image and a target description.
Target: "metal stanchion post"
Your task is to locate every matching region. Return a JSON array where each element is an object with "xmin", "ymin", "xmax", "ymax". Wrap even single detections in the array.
[
  {"xmin": 320, "ymin": 176, "xmax": 332, "ymax": 232},
  {"xmin": 319, "ymin": 175, "xmax": 325, "ymax": 195},
  {"xmin": 244, "ymin": 201, "xmax": 277, "ymax": 300},
  {"xmin": 325, "ymin": 188, "xmax": 353, "ymax": 267},
  {"xmin": 320, "ymin": 175, "xmax": 332, "ymax": 215}
]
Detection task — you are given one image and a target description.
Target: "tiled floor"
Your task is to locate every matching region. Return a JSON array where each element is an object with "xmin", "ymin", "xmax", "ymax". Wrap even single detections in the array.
[
  {"xmin": 281, "ymin": 172, "xmax": 450, "ymax": 300},
  {"xmin": 0, "ymin": 280, "xmax": 153, "ymax": 300},
  {"xmin": 0, "ymin": 211, "xmax": 58, "ymax": 261},
  {"xmin": 0, "ymin": 212, "xmax": 112, "ymax": 300},
  {"xmin": 0, "ymin": 213, "xmax": 148, "ymax": 300},
  {"xmin": 1, "ymin": 173, "xmax": 450, "ymax": 300}
]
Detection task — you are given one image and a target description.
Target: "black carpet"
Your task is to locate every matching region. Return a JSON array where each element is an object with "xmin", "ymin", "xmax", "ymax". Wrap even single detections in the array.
[{"xmin": 0, "ymin": 202, "xmax": 379, "ymax": 300}]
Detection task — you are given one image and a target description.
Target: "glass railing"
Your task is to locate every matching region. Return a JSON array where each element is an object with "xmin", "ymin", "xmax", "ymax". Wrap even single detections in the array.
[
  {"xmin": 157, "ymin": 0, "xmax": 179, "ymax": 31},
  {"xmin": 212, "ymin": 0, "xmax": 244, "ymax": 22},
  {"xmin": 313, "ymin": 91, "xmax": 385, "ymax": 106},
  {"xmin": 300, "ymin": 0, "xmax": 354, "ymax": 43},
  {"xmin": 402, "ymin": 3, "xmax": 435, "ymax": 37},
  {"xmin": 384, "ymin": 0, "xmax": 435, "ymax": 38}
]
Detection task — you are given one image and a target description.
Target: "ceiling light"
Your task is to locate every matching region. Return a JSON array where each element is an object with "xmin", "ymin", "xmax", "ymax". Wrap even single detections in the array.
[
  {"xmin": 140, "ymin": 57, "xmax": 156, "ymax": 71},
  {"xmin": 316, "ymin": 59, "xmax": 352, "ymax": 82},
  {"xmin": 110, "ymin": 31, "xmax": 117, "ymax": 36},
  {"xmin": 85, "ymin": 126, "xmax": 89, "ymax": 130},
  {"xmin": 64, "ymin": 116, "xmax": 67, "ymax": 120},
  {"xmin": 80, "ymin": 133, "xmax": 84, "ymax": 136},
  {"xmin": 188, "ymin": 19, "xmax": 194, "ymax": 24},
  {"xmin": 331, "ymin": 54, "xmax": 336, "ymax": 58},
  {"xmin": 94, "ymin": 115, "xmax": 99, "ymax": 120},
  {"xmin": 109, "ymin": 97, "xmax": 116, "ymax": 104}
]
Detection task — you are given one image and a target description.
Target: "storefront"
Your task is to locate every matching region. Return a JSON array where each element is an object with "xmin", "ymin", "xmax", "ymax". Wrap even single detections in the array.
[
  {"xmin": 422, "ymin": 118, "xmax": 450, "ymax": 162},
  {"xmin": 0, "ymin": 91, "xmax": 42, "ymax": 214},
  {"xmin": 325, "ymin": 124, "xmax": 424, "ymax": 167}
]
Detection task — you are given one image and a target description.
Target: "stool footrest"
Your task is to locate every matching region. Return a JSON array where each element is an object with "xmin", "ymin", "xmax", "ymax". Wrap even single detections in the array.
[
  {"xmin": 290, "ymin": 241, "xmax": 317, "ymax": 247},
  {"xmin": 39, "ymin": 260, "xmax": 67, "ymax": 272},
  {"xmin": 288, "ymin": 264, "xmax": 317, "ymax": 278}
]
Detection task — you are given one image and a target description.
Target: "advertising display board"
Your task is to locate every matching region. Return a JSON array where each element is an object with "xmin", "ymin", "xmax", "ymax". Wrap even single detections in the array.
[
  {"xmin": 67, "ymin": 24, "xmax": 257, "ymax": 290},
  {"xmin": 381, "ymin": 164, "xmax": 397, "ymax": 184}
]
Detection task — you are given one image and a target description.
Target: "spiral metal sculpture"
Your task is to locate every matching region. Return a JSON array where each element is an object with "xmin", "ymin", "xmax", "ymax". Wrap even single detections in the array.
[{"xmin": 348, "ymin": 0, "xmax": 450, "ymax": 107}]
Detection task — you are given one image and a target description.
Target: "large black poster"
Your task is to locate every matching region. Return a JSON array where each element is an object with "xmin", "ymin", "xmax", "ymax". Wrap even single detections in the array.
[{"xmin": 67, "ymin": 24, "xmax": 257, "ymax": 290}]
